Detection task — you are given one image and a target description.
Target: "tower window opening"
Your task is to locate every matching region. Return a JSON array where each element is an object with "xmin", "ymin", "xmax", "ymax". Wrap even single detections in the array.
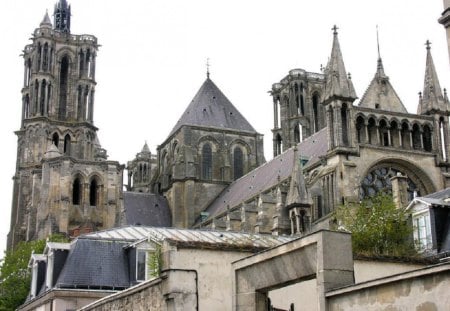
[
  {"xmin": 64, "ymin": 134, "xmax": 71, "ymax": 155},
  {"xmin": 40, "ymin": 80, "xmax": 46, "ymax": 116},
  {"xmin": 43, "ymin": 43, "xmax": 49, "ymax": 71},
  {"xmin": 89, "ymin": 179, "xmax": 98, "ymax": 207},
  {"xmin": 52, "ymin": 133, "xmax": 59, "ymax": 147},
  {"xmin": 341, "ymin": 103, "xmax": 349, "ymax": 146},
  {"xmin": 72, "ymin": 178, "xmax": 81, "ymax": 205},
  {"xmin": 233, "ymin": 147, "xmax": 244, "ymax": 180},
  {"xmin": 58, "ymin": 56, "xmax": 69, "ymax": 119},
  {"xmin": 312, "ymin": 93, "xmax": 320, "ymax": 132},
  {"xmin": 440, "ymin": 118, "xmax": 447, "ymax": 161},
  {"xmin": 201, "ymin": 143, "xmax": 212, "ymax": 180}
]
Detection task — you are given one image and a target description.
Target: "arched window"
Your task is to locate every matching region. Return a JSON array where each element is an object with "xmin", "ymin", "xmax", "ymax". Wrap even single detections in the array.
[
  {"xmin": 368, "ymin": 118, "xmax": 377, "ymax": 145},
  {"xmin": 25, "ymin": 59, "xmax": 32, "ymax": 87},
  {"xmin": 412, "ymin": 124, "xmax": 422, "ymax": 150},
  {"xmin": 233, "ymin": 147, "xmax": 244, "ymax": 180},
  {"xmin": 401, "ymin": 122, "xmax": 411, "ymax": 149},
  {"xmin": 58, "ymin": 56, "xmax": 69, "ymax": 119},
  {"xmin": 294, "ymin": 124, "xmax": 301, "ymax": 143},
  {"xmin": 341, "ymin": 103, "xmax": 349, "ymax": 146},
  {"xmin": 34, "ymin": 80, "xmax": 39, "ymax": 115},
  {"xmin": 294, "ymin": 84, "xmax": 300, "ymax": 116},
  {"xmin": 79, "ymin": 50, "xmax": 84, "ymax": 78},
  {"xmin": 356, "ymin": 116, "xmax": 365, "ymax": 143},
  {"xmin": 37, "ymin": 42, "xmax": 42, "ymax": 71},
  {"xmin": 72, "ymin": 178, "xmax": 81, "ymax": 205},
  {"xmin": 43, "ymin": 43, "xmax": 49, "ymax": 71},
  {"xmin": 390, "ymin": 121, "xmax": 399, "ymax": 147},
  {"xmin": 423, "ymin": 125, "xmax": 432, "ymax": 152},
  {"xmin": 201, "ymin": 143, "xmax": 212, "ymax": 180},
  {"xmin": 299, "ymin": 84, "xmax": 305, "ymax": 116},
  {"xmin": 379, "ymin": 119, "xmax": 389, "ymax": 147},
  {"xmin": 89, "ymin": 178, "xmax": 98, "ymax": 206},
  {"xmin": 312, "ymin": 93, "xmax": 320, "ymax": 132},
  {"xmin": 64, "ymin": 134, "xmax": 71, "ymax": 155},
  {"xmin": 276, "ymin": 134, "xmax": 283, "ymax": 155},
  {"xmin": 40, "ymin": 80, "xmax": 46, "ymax": 115},
  {"xmin": 24, "ymin": 94, "xmax": 30, "ymax": 118},
  {"xmin": 77, "ymin": 85, "xmax": 83, "ymax": 120},
  {"xmin": 52, "ymin": 133, "xmax": 59, "ymax": 147}
]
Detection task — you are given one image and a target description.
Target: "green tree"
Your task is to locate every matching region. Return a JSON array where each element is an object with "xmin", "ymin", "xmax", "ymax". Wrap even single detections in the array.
[
  {"xmin": 335, "ymin": 193, "xmax": 415, "ymax": 257},
  {"xmin": 0, "ymin": 235, "xmax": 68, "ymax": 311}
]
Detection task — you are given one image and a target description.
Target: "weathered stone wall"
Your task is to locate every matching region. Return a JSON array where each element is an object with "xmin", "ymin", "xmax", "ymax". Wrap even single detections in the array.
[
  {"xmin": 79, "ymin": 279, "xmax": 164, "ymax": 311},
  {"xmin": 327, "ymin": 262, "xmax": 450, "ymax": 311}
]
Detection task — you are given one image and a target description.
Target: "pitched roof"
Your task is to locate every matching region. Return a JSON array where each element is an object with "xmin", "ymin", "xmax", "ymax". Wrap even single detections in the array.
[
  {"xmin": 322, "ymin": 27, "xmax": 357, "ymax": 103},
  {"xmin": 123, "ymin": 192, "xmax": 171, "ymax": 227},
  {"xmin": 168, "ymin": 78, "xmax": 256, "ymax": 137},
  {"xmin": 55, "ymin": 239, "xmax": 130, "ymax": 289},
  {"xmin": 417, "ymin": 187, "xmax": 450, "ymax": 207},
  {"xmin": 358, "ymin": 57, "xmax": 408, "ymax": 113},
  {"xmin": 201, "ymin": 128, "xmax": 328, "ymax": 222}
]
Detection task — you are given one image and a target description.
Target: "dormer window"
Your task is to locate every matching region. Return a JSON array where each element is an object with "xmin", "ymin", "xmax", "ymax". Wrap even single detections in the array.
[
  {"xmin": 136, "ymin": 249, "xmax": 147, "ymax": 281},
  {"xmin": 136, "ymin": 246, "xmax": 160, "ymax": 282},
  {"xmin": 412, "ymin": 211, "xmax": 432, "ymax": 252}
]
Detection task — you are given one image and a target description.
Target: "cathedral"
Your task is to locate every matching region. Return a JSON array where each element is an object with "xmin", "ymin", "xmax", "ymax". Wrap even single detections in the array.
[{"xmin": 8, "ymin": 0, "xmax": 450, "ymax": 250}]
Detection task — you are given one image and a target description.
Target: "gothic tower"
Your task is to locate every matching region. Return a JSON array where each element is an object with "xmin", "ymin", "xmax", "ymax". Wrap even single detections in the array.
[
  {"xmin": 127, "ymin": 142, "xmax": 156, "ymax": 193},
  {"xmin": 7, "ymin": 1, "xmax": 124, "ymax": 249},
  {"xmin": 153, "ymin": 74, "xmax": 265, "ymax": 228}
]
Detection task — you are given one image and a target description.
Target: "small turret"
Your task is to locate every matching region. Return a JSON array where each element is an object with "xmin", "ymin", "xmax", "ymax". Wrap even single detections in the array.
[{"xmin": 40, "ymin": 11, "xmax": 52, "ymax": 29}]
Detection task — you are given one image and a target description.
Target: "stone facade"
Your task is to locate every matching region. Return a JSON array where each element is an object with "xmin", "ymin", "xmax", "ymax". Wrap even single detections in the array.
[{"xmin": 8, "ymin": 2, "xmax": 124, "ymax": 249}]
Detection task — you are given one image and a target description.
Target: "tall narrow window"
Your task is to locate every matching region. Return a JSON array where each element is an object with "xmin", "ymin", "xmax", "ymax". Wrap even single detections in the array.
[
  {"xmin": 299, "ymin": 84, "xmax": 305, "ymax": 116},
  {"xmin": 79, "ymin": 50, "xmax": 85, "ymax": 78},
  {"xmin": 412, "ymin": 124, "xmax": 422, "ymax": 150},
  {"xmin": 276, "ymin": 134, "xmax": 283, "ymax": 155},
  {"xmin": 77, "ymin": 85, "xmax": 83, "ymax": 120},
  {"xmin": 341, "ymin": 103, "xmax": 349, "ymax": 146},
  {"xmin": 25, "ymin": 59, "xmax": 32, "ymax": 87},
  {"xmin": 440, "ymin": 118, "xmax": 447, "ymax": 161},
  {"xmin": 64, "ymin": 134, "xmax": 71, "ymax": 155},
  {"xmin": 294, "ymin": 124, "xmax": 301, "ymax": 143},
  {"xmin": 43, "ymin": 43, "xmax": 49, "ymax": 71},
  {"xmin": 40, "ymin": 80, "xmax": 46, "ymax": 115},
  {"xmin": 201, "ymin": 143, "xmax": 212, "ymax": 180},
  {"xmin": 312, "ymin": 93, "xmax": 320, "ymax": 132},
  {"xmin": 46, "ymin": 83, "xmax": 52, "ymax": 115},
  {"xmin": 233, "ymin": 147, "xmax": 244, "ymax": 180},
  {"xmin": 24, "ymin": 94, "xmax": 30, "ymax": 118},
  {"xmin": 37, "ymin": 42, "xmax": 42, "ymax": 71},
  {"xmin": 34, "ymin": 80, "xmax": 39, "ymax": 115},
  {"xmin": 89, "ymin": 179, "xmax": 98, "ymax": 206},
  {"xmin": 52, "ymin": 133, "xmax": 59, "ymax": 147},
  {"xmin": 58, "ymin": 56, "xmax": 69, "ymax": 119},
  {"xmin": 294, "ymin": 84, "xmax": 300, "ymax": 116},
  {"xmin": 423, "ymin": 125, "xmax": 432, "ymax": 152},
  {"xmin": 72, "ymin": 178, "xmax": 81, "ymax": 205},
  {"xmin": 136, "ymin": 250, "xmax": 147, "ymax": 281}
]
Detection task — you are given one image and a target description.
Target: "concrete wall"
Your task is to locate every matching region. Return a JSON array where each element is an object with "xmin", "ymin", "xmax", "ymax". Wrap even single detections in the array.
[
  {"xmin": 268, "ymin": 259, "xmax": 426, "ymax": 310},
  {"xmin": 327, "ymin": 262, "xmax": 450, "ymax": 311}
]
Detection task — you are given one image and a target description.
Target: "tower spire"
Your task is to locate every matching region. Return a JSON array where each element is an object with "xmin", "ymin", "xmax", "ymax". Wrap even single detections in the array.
[
  {"xmin": 53, "ymin": 0, "xmax": 71, "ymax": 33},
  {"xmin": 206, "ymin": 58, "xmax": 210, "ymax": 79},
  {"xmin": 322, "ymin": 25, "xmax": 357, "ymax": 103},
  {"xmin": 418, "ymin": 40, "xmax": 449, "ymax": 114}
]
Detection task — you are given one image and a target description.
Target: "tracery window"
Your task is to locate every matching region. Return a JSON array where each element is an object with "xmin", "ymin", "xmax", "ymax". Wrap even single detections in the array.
[
  {"xmin": 233, "ymin": 147, "xmax": 244, "ymax": 180},
  {"xmin": 201, "ymin": 143, "xmax": 212, "ymax": 180},
  {"xmin": 360, "ymin": 166, "xmax": 419, "ymax": 200}
]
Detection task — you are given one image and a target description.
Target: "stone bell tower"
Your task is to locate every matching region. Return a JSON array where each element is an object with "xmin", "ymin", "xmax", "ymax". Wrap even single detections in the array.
[{"xmin": 7, "ymin": 0, "xmax": 124, "ymax": 250}]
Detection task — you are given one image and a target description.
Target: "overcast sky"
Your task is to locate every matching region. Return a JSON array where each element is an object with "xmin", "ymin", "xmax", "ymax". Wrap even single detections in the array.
[{"xmin": 0, "ymin": 0, "xmax": 449, "ymax": 257}]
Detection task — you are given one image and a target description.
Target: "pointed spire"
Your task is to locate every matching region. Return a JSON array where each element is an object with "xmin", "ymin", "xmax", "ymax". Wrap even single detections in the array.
[
  {"xmin": 285, "ymin": 146, "xmax": 310, "ymax": 208},
  {"xmin": 418, "ymin": 40, "xmax": 449, "ymax": 115},
  {"xmin": 322, "ymin": 25, "xmax": 357, "ymax": 103},
  {"xmin": 206, "ymin": 58, "xmax": 210, "ymax": 79},
  {"xmin": 40, "ymin": 10, "xmax": 52, "ymax": 28}
]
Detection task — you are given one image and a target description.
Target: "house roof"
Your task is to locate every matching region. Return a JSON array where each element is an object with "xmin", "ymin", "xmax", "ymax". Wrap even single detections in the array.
[
  {"xmin": 82, "ymin": 226, "xmax": 293, "ymax": 249},
  {"xmin": 168, "ymin": 77, "xmax": 257, "ymax": 137},
  {"xmin": 123, "ymin": 192, "xmax": 171, "ymax": 227},
  {"xmin": 416, "ymin": 187, "xmax": 450, "ymax": 207},
  {"xmin": 55, "ymin": 239, "xmax": 130, "ymax": 290},
  {"xmin": 200, "ymin": 128, "xmax": 328, "ymax": 222}
]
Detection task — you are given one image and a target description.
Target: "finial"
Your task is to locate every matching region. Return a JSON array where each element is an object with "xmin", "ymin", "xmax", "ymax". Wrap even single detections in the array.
[
  {"xmin": 206, "ymin": 58, "xmax": 210, "ymax": 79},
  {"xmin": 376, "ymin": 25, "xmax": 381, "ymax": 59},
  {"xmin": 425, "ymin": 40, "xmax": 431, "ymax": 50},
  {"xmin": 332, "ymin": 25, "xmax": 339, "ymax": 35}
]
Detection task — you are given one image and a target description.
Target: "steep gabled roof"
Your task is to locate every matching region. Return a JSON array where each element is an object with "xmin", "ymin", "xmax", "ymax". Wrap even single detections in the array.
[
  {"xmin": 168, "ymin": 77, "xmax": 256, "ymax": 137},
  {"xmin": 359, "ymin": 57, "xmax": 408, "ymax": 113},
  {"xmin": 200, "ymin": 128, "xmax": 328, "ymax": 222}
]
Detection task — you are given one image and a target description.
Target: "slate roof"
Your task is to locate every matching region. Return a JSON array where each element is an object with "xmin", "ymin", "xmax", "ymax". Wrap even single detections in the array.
[
  {"xmin": 201, "ymin": 128, "xmax": 328, "ymax": 222},
  {"xmin": 55, "ymin": 239, "xmax": 130, "ymax": 289},
  {"xmin": 124, "ymin": 192, "xmax": 171, "ymax": 227},
  {"xmin": 83, "ymin": 226, "xmax": 293, "ymax": 249},
  {"xmin": 415, "ymin": 187, "xmax": 450, "ymax": 207},
  {"xmin": 168, "ymin": 77, "xmax": 257, "ymax": 137}
]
